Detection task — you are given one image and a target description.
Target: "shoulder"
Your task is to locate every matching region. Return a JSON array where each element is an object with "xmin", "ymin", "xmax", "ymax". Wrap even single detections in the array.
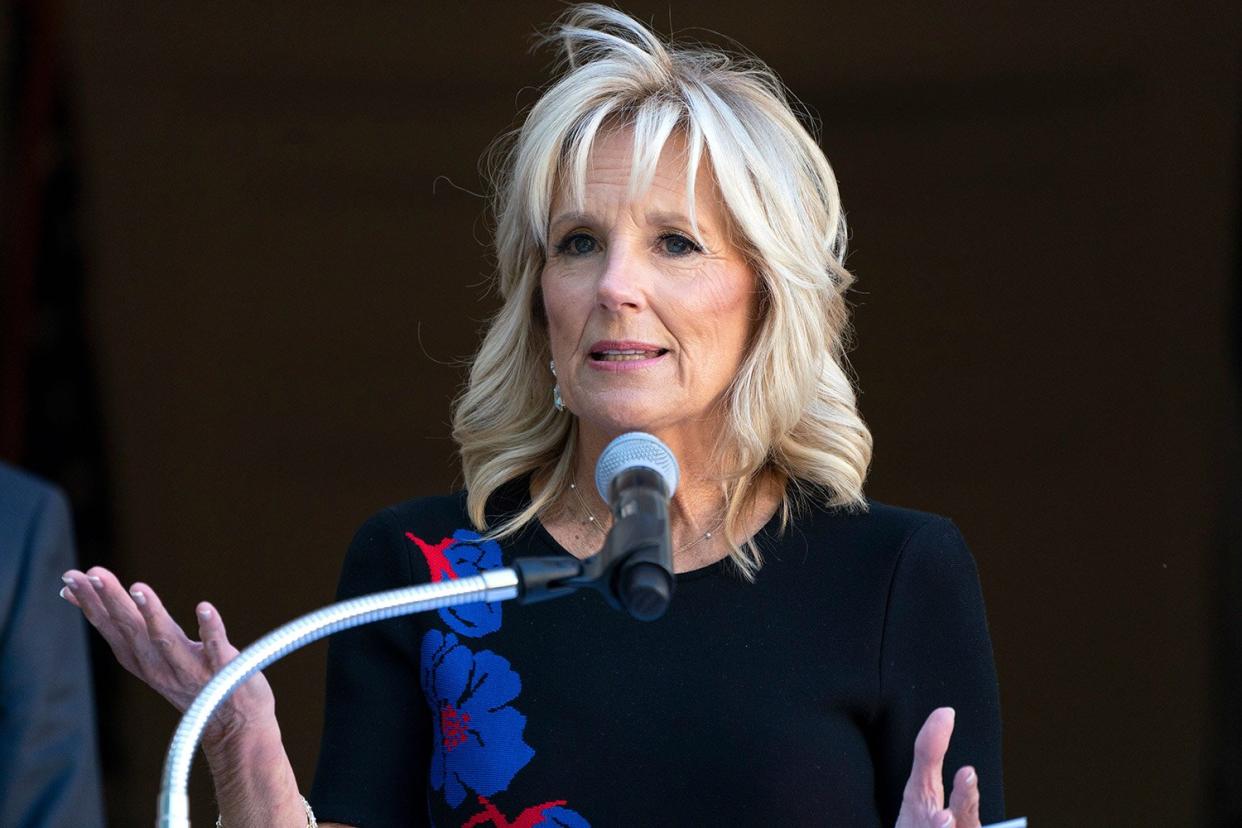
[
  {"xmin": 336, "ymin": 490, "xmax": 498, "ymax": 598},
  {"xmin": 792, "ymin": 494, "xmax": 962, "ymax": 552},
  {"xmin": 350, "ymin": 491, "xmax": 473, "ymax": 546},
  {"xmin": 0, "ymin": 463, "xmax": 69, "ymax": 528},
  {"xmin": 0, "ymin": 463, "xmax": 72, "ymax": 565},
  {"xmin": 819, "ymin": 497, "xmax": 954, "ymax": 540},
  {"xmin": 781, "ymin": 494, "xmax": 978, "ymax": 582}
]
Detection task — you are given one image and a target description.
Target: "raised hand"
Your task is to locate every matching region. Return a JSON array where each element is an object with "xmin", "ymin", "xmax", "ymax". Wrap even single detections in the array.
[
  {"xmin": 894, "ymin": 707, "xmax": 981, "ymax": 828},
  {"xmin": 59, "ymin": 566, "xmax": 277, "ymax": 746}
]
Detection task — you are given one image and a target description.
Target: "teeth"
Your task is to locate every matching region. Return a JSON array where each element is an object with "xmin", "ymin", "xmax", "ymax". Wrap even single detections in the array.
[{"xmin": 594, "ymin": 349, "xmax": 662, "ymax": 361}]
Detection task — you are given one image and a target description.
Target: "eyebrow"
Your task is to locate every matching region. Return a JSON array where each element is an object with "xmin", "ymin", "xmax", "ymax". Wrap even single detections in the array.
[
  {"xmin": 546, "ymin": 210, "xmax": 714, "ymax": 237},
  {"xmin": 547, "ymin": 211, "xmax": 596, "ymax": 231}
]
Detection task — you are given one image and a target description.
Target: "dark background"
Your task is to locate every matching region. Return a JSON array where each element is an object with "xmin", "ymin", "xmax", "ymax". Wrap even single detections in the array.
[{"xmin": 3, "ymin": 1, "xmax": 1239, "ymax": 825}]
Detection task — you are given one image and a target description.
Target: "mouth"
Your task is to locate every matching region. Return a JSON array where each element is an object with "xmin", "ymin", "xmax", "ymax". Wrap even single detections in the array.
[{"xmin": 589, "ymin": 348, "xmax": 670, "ymax": 362}]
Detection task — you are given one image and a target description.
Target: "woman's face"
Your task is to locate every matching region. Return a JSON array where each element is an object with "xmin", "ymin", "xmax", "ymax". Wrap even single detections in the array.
[{"xmin": 541, "ymin": 127, "xmax": 758, "ymax": 442}]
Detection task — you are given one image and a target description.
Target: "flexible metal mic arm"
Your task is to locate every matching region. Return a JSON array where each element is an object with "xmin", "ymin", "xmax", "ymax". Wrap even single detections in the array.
[
  {"xmin": 156, "ymin": 569, "xmax": 521, "ymax": 827},
  {"xmin": 154, "ymin": 535, "xmax": 663, "ymax": 827}
]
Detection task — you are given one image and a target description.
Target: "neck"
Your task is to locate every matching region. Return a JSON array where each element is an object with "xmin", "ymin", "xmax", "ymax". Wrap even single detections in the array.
[
  {"xmin": 537, "ymin": 423, "xmax": 784, "ymax": 573},
  {"xmin": 571, "ymin": 422, "xmax": 731, "ymax": 551}
]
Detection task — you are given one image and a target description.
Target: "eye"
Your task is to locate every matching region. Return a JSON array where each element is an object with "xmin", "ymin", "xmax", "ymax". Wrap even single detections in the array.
[
  {"xmin": 554, "ymin": 232, "xmax": 598, "ymax": 256},
  {"xmin": 659, "ymin": 233, "xmax": 703, "ymax": 256}
]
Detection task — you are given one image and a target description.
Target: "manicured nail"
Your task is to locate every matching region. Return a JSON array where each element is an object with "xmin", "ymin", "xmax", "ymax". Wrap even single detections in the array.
[
  {"xmin": 938, "ymin": 814, "xmax": 952, "ymax": 828},
  {"xmin": 59, "ymin": 586, "xmax": 70, "ymax": 600},
  {"xmin": 61, "ymin": 575, "xmax": 76, "ymax": 587},
  {"xmin": 130, "ymin": 589, "xmax": 147, "ymax": 606},
  {"xmin": 89, "ymin": 576, "xmax": 104, "ymax": 589},
  {"xmin": 965, "ymin": 769, "xmax": 976, "ymax": 785},
  {"xmin": 197, "ymin": 607, "xmax": 213, "ymax": 621}
]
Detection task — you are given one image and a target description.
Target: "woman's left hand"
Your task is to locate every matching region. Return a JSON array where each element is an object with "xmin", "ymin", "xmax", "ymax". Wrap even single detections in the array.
[{"xmin": 894, "ymin": 707, "xmax": 981, "ymax": 828}]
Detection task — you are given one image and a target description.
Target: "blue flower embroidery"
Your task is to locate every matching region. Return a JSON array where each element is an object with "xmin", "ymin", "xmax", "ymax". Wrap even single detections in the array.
[
  {"xmin": 421, "ymin": 629, "xmax": 535, "ymax": 808},
  {"xmin": 408, "ymin": 529, "xmax": 504, "ymax": 638},
  {"xmin": 441, "ymin": 530, "xmax": 504, "ymax": 636}
]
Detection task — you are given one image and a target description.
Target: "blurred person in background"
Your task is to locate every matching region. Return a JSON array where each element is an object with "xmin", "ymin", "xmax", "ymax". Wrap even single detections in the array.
[{"xmin": 0, "ymin": 461, "xmax": 105, "ymax": 828}]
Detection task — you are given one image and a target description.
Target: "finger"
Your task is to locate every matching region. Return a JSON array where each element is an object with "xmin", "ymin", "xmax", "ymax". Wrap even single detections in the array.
[
  {"xmin": 62, "ymin": 569, "xmax": 135, "ymax": 660},
  {"xmin": 86, "ymin": 566, "xmax": 149, "ymax": 643},
  {"xmin": 127, "ymin": 581, "xmax": 199, "ymax": 675},
  {"xmin": 62, "ymin": 569, "xmax": 105, "ymax": 623},
  {"xmin": 196, "ymin": 602, "xmax": 240, "ymax": 673},
  {"xmin": 933, "ymin": 809, "xmax": 955, "ymax": 828},
  {"xmin": 948, "ymin": 766, "xmax": 980, "ymax": 828},
  {"xmin": 59, "ymin": 582, "xmax": 81, "ymax": 607},
  {"xmin": 60, "ymin": 569, "xmax": 105, "ymax": 625},
  {"xmin": 903, "ymin": 707, "xmax": 956, "ymax": 813}
]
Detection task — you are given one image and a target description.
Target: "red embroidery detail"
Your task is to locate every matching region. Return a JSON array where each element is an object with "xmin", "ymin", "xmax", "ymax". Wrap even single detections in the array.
[
  {"xmin": 440, "ymin": 703, "xmax": 471, "ymax": 751},
  {"xmin": 460, "ymin": 796, "xmax": 570, "ymax": 828},
  {"xmin": 407, "ymin": 533, "xmax": 457, "ymax": 581}
]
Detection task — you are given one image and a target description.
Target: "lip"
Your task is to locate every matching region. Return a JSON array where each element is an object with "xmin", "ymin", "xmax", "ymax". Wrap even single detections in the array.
[
  {"xmin": 587, "ymin": 340, "xmax": 667, "ymax": 354},
  {"xmin": 586, "ymin": 340, "xmax": 670, "ymax": 372}
]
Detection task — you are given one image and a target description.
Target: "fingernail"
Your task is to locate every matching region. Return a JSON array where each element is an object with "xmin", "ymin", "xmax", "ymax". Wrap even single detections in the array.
[
  {"xmin": 938, "ymin": 814, "xmax": 953, "ymax": 828},
  {"xmin": 59, "ymin": 586, "xmax": 70, "ymax": 600},
  {"xmin": 62, "ymin": 575, "xmax": 75, "ymax": 587},
  {"xmin": 197, "ymin": 607, "xmax": 213, "ymax": 620},
  {"xmin": 966, "ymin": 769, "xmax": 976, "ymax": 785},
  {"xmin": 89, "ymin": 576, "xmax": 104, "ymax": 589},
  {"xmin": 130, "ymin": 589, "xmax": 147, "ymax": 606}
]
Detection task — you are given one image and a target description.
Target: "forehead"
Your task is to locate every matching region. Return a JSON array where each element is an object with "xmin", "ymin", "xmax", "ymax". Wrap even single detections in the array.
[{"xmin": 549, "ymin": 125, "xmax": 726, "ymax": 228}]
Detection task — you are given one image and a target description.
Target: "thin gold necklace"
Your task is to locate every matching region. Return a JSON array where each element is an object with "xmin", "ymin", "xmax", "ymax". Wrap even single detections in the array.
[{"xmin": 568, "ymin": 478, "xmax": 725, "ymax": 554}]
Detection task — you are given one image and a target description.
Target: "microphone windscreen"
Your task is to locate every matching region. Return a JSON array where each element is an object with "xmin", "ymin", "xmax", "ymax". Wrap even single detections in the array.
[{"xmin": 595, "ymin": 432, "xmax": 680, "ymax": 501}]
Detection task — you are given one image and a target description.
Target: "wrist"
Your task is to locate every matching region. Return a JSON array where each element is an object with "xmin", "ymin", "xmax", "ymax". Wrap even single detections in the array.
[
  {"xmin": 217, "ymin": 794, "xmax": 317, "ymax": 828},
  {"xmin": 204, "ymin": 718, "xmax": 304, "ymax": 827},
  {"xmin": 201, "ymin": 715, "xmax": 286, "ymax": 786}
]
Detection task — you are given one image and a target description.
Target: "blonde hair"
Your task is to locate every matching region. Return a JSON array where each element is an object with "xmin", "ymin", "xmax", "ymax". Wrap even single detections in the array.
[{"xmin": 452, "ymin": 4, "xmax": 872, "ymax": 579}]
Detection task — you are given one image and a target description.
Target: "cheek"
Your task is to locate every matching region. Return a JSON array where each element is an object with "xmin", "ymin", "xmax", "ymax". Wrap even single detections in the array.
[
  {"xmin": 676, "ymin": 271, "xmax": 756, "ymax": 353},
  {"xmin": 541, "ymin": 271, "xmax": 588, "ymax": 350}
]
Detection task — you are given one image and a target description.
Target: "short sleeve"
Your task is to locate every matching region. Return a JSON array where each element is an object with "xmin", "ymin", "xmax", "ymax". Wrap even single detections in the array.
[
  {"xmin": 871, "ymin": 518, "xmax": 1005, "ymax": 824},
  {"xmin": 309, "ymin": 510, "xmax": 432, "ymax": 827}
]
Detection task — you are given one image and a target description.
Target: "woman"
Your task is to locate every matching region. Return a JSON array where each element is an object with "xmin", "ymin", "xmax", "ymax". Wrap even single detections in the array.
[{"xmin": 61, "ymin": 6, "xmax": 1003, "ymax": 826}]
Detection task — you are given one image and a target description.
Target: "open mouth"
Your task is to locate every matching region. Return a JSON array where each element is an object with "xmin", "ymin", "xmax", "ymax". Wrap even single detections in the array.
[{"xmin": 589, "ymin": 348, "xmax": 669, "ymax": 362}]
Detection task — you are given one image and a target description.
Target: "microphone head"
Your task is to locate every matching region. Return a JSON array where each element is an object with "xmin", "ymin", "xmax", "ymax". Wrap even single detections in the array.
[{"xmin": 595, "ymin": 432, "xmax": 680, "ymax": 502}]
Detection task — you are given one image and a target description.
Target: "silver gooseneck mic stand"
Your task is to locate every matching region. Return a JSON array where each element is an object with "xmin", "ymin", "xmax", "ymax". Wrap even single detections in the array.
[
  {"xmin": 159, "ymin": 432, "xmax": 679, "ymax": 827},
  {"xmin": 157, "ymin": 570, "xmax": 521, "ymax": 828},
  {"xmin": 155, "ymin": 533, "xmax": 673, "ymax": 826}
]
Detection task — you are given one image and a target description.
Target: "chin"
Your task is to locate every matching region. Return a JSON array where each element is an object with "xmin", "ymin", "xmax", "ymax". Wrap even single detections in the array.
[{"xmin": 571, "ymin": 397, "xmax": 670, "ymax": 436}]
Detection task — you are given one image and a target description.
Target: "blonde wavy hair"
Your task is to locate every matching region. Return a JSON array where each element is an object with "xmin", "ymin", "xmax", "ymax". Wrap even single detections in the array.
[{"xmin": 452, "ymin": 3, "xmax": 872, "ymax": 579}]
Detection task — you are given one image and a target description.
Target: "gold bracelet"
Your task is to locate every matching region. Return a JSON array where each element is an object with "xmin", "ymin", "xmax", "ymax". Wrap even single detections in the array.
[{"xmin": 215, "ymin": 794, "xmax": 317, "ymax": 827}]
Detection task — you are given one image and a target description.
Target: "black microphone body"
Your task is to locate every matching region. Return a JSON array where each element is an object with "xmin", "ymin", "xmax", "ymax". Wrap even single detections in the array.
[
  {"xmin": 513, "ymin": 432, "xmax": 678, "ymax": 620},
  {"xmin": 602, "ymin": 466, "xmax": 675, "ymax": 621}
]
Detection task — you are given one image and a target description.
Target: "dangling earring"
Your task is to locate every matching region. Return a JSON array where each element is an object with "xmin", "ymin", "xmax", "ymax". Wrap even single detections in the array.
[{"xmin": 550, "ymin": 359, "xmax": 564, "ymax": 412}]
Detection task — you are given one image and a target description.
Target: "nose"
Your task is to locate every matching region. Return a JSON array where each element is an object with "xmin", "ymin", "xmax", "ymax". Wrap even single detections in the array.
[{"xmin": 595, "ymin": 241, "xmax": 649, "ymax": 313}]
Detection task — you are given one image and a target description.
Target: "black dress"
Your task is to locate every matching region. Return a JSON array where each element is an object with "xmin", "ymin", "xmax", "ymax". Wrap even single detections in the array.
[{"xmin": 309, "ymin": 479, "xmax": 1005, "ymax": 827}]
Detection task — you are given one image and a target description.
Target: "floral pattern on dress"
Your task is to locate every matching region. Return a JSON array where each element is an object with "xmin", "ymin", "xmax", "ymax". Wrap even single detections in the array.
[
  {"xmin": 408, "ymin": 529, "xmax": 504, "ymax": 638},
  {"xmin": 420, "ymin": 629, "xmax": 536, "ymax": 808},
  {"xmin": 460, "ymin": 796, "xmax": 591, "ymax": 827}
]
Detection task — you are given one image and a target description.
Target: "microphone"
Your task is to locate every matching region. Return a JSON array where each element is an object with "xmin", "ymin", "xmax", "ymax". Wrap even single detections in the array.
[
  {"xmin": 594, "ymin": 432, "xmax": 679, "ymax": 621},
  {"xmin": 511, "ymin": 432, "xmax": 679, "ymax": 619}
]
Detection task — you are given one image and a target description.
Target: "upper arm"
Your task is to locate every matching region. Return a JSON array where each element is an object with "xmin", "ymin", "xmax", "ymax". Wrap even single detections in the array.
[
  {"xmin": 308, "ymin": 510, "xmax": 432, "ymax": 826},
  {"xmin": 870, "ymin": 517, "xmax": 1005, "ymax": 824}
]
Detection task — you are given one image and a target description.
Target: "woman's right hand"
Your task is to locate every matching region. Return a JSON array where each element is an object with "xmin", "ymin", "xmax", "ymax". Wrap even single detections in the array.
[{"xmin": 60, "ymin": 566, "xmax": 277, "ymax": 747}]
